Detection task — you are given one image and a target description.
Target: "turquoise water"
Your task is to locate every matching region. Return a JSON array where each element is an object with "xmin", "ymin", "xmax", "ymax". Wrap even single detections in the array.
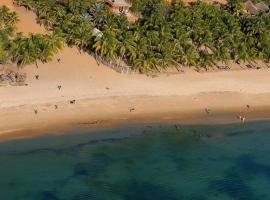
[{"xmin": 0, "ymin": 121, "xmax": 270, "ymax": 200}]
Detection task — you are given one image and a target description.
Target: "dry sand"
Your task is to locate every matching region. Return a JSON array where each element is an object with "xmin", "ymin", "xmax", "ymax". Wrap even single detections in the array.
[
  {"xmin": 0, "ymin": 0, "xmax": 13, "ymax": 10},
  {"xmin": 1, "ymin": 0, "xmax": 46, "ymax": 35},
  {"xmin": 1, "ymin": 0, "xmax": 270, "ymax": 141},
  {"xmin": 1, "ymin": 46, "xmax": 270, "ymax": 141}
]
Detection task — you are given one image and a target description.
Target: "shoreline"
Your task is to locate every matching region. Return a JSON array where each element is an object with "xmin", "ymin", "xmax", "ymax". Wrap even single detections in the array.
[
  {"xmin": 1, "ymin": 48, "xmax": 270, "ymax": 143},
  {"xmin": 1, "ymin": 93, "xmax": 270, "ymax": 142},
  {"xmin": 1, "ymin": 0, "xmax": 270, "ymax": 142}
]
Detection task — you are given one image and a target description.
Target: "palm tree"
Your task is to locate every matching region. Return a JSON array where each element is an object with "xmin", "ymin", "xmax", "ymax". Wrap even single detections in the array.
[
  {"xmin": 9, "ymin": 0, "xmax": 270, "ymax": 73},
  {"xmin": 117, "ymin": 31, "xmax": 137, "ymax": 62},
  {"xmin": 92, "ymin": 29, "xmax": 120, "ymax": 62},
  {"xmin": 134, "ymin": 54, "xmax": 159, "ymax": 73}
]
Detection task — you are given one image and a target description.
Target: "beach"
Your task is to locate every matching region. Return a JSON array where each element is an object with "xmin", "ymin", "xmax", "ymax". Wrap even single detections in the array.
[
  {"xmin": 1, "ymin": 0, "xmax": 270, "ymax": 141},
  {"xmin": 3, "ymin": 2, "xmax": 270, "ymax": 200},
  {"xmin": 0, "ymin": 0, "xmax": 46, "ymax": 35},
  {"xmin": 1, "ymin": 46, "xmax": 270, "ymax": 141}
]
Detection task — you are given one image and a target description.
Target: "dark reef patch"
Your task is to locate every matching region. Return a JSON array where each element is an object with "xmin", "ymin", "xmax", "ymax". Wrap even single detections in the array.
[
  {"xmin": 72, "ymin": 153, "xmax": 113, "ymax": 179},
  {"xmin": 39, "ymin": 191, "xmax": 59, "ymax": 200},
  {"xmin": 209, "ymin": 171, "xmax": 256, "ymax": 200},
  {"xmin": 225, "ymin": 129, "xmax": 255, "ymax": 137},
  {"xmin": 122, "ymin": 180, "xmax": 179, "ymax": 200},
  {"xmin": 235, "ymin": 155, "xmax": 270, "ymax": 179}
]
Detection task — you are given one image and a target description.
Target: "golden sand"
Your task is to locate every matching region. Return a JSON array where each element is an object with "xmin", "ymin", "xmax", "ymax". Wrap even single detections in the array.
[{"xmin": 1, "ymin": 0, "xmax": 270, "ymax": 141}]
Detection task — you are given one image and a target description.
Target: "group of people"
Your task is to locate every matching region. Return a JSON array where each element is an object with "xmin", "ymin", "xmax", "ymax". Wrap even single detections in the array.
[
  {"xmin": 205, "ymin": 104, "xmax": 250, "ymax": 123},
  {"xmin": 33, "ymin": 82, "xmax": 77, "ymax": 114},
  {"xmin": 33, "ymin": 57, "xmax": 76, "ymax": 114}
]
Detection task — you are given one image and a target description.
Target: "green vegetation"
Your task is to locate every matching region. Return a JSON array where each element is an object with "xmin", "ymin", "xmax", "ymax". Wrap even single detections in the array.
[
  {"xmin": 2, "ymin": 0, "xmax": 270, "ymax": 72},
  {"xmin": 0, "ymin": 6, "xmax": 18, "ymax": 63},
  {"xmin": 0, "ymin": 5, "xmax": 63, "ymax": 67}
]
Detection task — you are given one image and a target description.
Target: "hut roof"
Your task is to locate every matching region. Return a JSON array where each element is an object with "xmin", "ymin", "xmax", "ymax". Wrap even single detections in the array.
[
  {"xmin": 244, "ymin": 1, "xmax": 259, "ymax": 15},
  {"xmin": 255, "ymin": 2, "xmax": 269, "ymax": 12},
  {"xmin": 92, "ymin": 28, "xmax": 103, "ymax": 38},
  {"xmin": 244, "ymin": 1, "xmax": 269, "ymax": 15},
  {"xmin": 106, "ymin": 0, "xmax": 131, "ymax": 7}
]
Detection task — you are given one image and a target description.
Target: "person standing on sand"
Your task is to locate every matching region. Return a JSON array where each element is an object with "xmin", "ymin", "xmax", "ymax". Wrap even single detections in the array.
[
  {"xmin": 237, "ymin": 115, "xmax": 246, "ymax": 123},
  {"xmin": 205, "ymin": 108, "xmax": 211, "ymax": 114},
  {"xmin": 241, "ymin": 116, "xmax": 246, "ymax": 123},
  {"xmin": 70, "ymin": 100, "xmax": 76, "ymax": 104}
]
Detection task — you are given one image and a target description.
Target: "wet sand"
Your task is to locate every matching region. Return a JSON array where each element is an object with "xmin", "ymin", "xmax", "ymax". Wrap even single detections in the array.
[
  {"xmin": 1, "ymin": 0, "xmax": 270, "ymax": 141},
  {"xmin": 1, "ymin": 93, "xmax": 270, "ymax": 142}
]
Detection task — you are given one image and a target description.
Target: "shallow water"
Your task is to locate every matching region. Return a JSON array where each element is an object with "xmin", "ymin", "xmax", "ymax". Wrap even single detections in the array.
[{"xmin": 0, "ymin": 121, "xmax": 270, "ymax": 200}]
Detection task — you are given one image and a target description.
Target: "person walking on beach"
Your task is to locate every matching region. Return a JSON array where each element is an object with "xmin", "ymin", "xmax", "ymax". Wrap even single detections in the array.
[
  {"xmin": 205, "ymin": 108, "xmax": 211, "ymax": 114},
  {"xmin": 241, "ymin": 116, "xmax": 246, "ymax": 123},
  {"xmin": 70, "ymin": 100, "xmax": 76, "ymax": 104},
  {"xmin": 237, "ymin": 115, "xmax": 246, "ymax": 123}
]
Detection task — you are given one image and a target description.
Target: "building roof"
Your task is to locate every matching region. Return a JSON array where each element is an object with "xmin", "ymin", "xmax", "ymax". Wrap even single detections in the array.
[
  {"xmin": 244, "ymin": 1, "xmax": 259, "ymax": 15},
  {"xmin": 92, "ymin": 28, "xmax": 103, "ymax": 38},
  {"xmin": 106, "ymin": 0, "xmax": 131, "ymax": 7},
  {"xmin": 255, "ymin": 2, "xmax": 269, "ymax": 12},
  {"xmin": 244, "ymin": 1, "xmax": 270, "ymax": 15},
  {"xmin": 165, "ymin": 0, "xmax": 228, "ymax": 5}
]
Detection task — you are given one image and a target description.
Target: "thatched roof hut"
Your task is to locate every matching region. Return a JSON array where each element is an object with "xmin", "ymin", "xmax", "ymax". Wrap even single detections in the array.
[
  {"xmin": 92, "ymin": 28, "xmax": 103, "ymax": 38},
  {"xmin": 244, "ymin": 1, "xmax": 259, "ymax": 15},
  {"xmin": 255, "ymin": 2, "xmax": 269, "ymax": 12},
  {"xmin": 244, "ymin": 1, "xmax": 269, "ymax": 15},
  {"xmin": 165, "ymin": 0, "xmax": 228, "ymax": 5},
  {"xmin": 106, "ymin": 0, "xmax": 138, "ymax": 22}
]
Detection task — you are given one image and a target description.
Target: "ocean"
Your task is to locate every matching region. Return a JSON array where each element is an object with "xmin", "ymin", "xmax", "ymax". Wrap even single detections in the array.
[{"xmin": 0, "ymin": 121, "xmax": 270, "ymax": 200}]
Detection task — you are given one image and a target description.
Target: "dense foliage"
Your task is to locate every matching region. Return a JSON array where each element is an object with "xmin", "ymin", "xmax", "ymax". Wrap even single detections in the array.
[
  {"xmin": 0, "ymin": 6, "xmax": 18, "ymax": 63},
  {"xmin": 5, "ymin": 0, "xmax": 270, "ymax": 72},
  {"xmin": 0, "ymin": 6, "xmax": 63, "ymax": 67}
]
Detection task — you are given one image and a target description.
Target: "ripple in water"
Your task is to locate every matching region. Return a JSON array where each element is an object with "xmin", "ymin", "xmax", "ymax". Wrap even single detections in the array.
[{"xmin": 0, "ymin": 121, "xmax": 270, "ymax": 199}]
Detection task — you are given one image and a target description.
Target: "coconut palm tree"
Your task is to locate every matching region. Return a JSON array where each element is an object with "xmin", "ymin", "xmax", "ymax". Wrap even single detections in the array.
[
  {"xmin": 9, "ymin": 0, "xmax": 270, "ymax": 73},
  {"xmin": 92, "ymin": 29, "xmax": 120, "ymax": 62},
  {"xmin": 117, "ymin": 31, "xmax": 137, "ymax": 63}
]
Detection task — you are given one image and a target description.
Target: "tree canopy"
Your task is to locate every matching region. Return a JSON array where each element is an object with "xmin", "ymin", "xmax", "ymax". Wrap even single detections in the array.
[
  {"xmin": 0, "ymin": 5, "xmax": 63, "ymax": 67},
  {"xmin": 2, "ymin": 0, "xmax": 270, "ymax": 72}
]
